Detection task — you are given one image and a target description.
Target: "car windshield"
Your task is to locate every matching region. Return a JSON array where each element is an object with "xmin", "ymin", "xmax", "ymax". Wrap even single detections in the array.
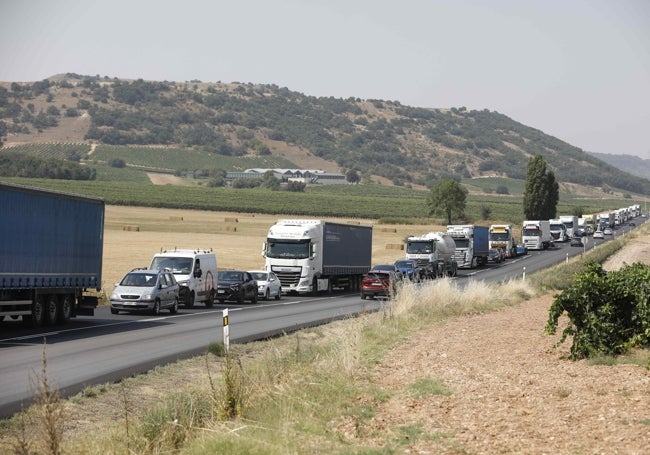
[
  {"xmin": 150, "ymin": 257, "xmax": 192, "ymax": 274},
  {"xmin": 489, "ymin": 232, "xmax": 510, "ymax": 241},
  {"xmin": 406, "ymin": 240, "xmax": 433, "ymax": 254},
  {"xmin": 366, "ymin": 272, "xmax": 389, "ymax": 280},
  {"xmin": 394, "ymin": 260, "xmax": 412, "ymax": 269},
  {"xmin": 121, "ymin": 273, "xmax": 156, "ymax": 287},
  {"xmin": 219, "ymin": 271, "xmax": 243, "ymax": 281},
  {"xmin": 265, "ymin": 239, "xmax": 311, "ymax": 259},
  {"xmin": 250, "ymin": 272, "xmax": 268, "ymax": 281}
]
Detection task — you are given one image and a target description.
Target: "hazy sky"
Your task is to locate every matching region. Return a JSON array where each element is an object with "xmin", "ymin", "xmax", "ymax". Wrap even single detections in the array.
[{"xmin": 1, "ymin": 0, "xmax": 649, "ymax": 159}]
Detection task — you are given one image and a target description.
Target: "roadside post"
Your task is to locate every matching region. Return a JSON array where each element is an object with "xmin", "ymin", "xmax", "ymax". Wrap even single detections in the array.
[
  {"xmin": 222, "ymin": 308, "xmax": 230, "ymax": 352},
  {"xmin": 522, "ymin": 266, "xmax": 526, "ymax": 281}
]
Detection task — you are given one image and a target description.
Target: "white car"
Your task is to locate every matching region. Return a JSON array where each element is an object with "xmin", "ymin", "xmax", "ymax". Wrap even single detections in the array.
[
  {"xmin": 603, "ymin": 227, "xmax": 613, "ymax": 235},
  {"xmin": 593, "ymin": 230, "xmax": 604, "ymax": 239},
  {"xmin": 249, "ymin": 270, "xmax": 282, "ymax": 300}
]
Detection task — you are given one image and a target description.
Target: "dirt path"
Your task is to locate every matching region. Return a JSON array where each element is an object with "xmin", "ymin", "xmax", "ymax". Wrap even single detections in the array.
[{"xmin": 354, "ymin": 235, "xmax": 650, "ymax": 453}]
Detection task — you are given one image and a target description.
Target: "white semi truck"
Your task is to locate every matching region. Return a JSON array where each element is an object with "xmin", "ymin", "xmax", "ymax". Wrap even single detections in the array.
[
  {"xmin": 559, "ymin": 215, "xmax": 579, "ymax": 237},
  {"xmin": 549, "ymin": 219, "xmax": 568, "ymax": 242},
  {"xmin": 522, "ymin": 220, "xmax": 552, "ymax": 250},
  {"xmin": 488, "ymin": 224, "xmax": 517, "ymax": 258},
  {"xmin": 263, "ymin": 219, "xmax": 372, "ymax": 295},
  {"xmin": 446, "ymin": 225, "xmax": 489, "ymax": 268},
  {"xmin": 405, "ymin": 231, "xmax": 457, "ymax": 278}
]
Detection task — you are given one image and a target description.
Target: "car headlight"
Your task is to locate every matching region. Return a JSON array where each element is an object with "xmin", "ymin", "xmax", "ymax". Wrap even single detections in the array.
[
  {"xmin": 141, "ymin": 293, "xmax": 153, "ymax": 300},
  {"xmin": 110, "ymin": 292, "xmax": 119, "ymax": 300}
]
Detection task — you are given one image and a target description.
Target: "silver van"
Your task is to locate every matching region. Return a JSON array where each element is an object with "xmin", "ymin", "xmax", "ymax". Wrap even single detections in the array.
[{"xmin": 149, "ymin": 249, "xmax": 217, "ymax": 308}]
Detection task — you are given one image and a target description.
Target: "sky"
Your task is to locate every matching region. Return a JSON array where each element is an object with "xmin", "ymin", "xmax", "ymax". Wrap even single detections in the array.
[{"xmin": 1, "ymin": 0, "xmax": 649, "ymax": 159}]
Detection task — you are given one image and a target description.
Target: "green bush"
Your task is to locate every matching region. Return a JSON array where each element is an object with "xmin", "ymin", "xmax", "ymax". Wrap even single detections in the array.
[{"xmin": 545, "ymin": 262, "xmax": 650, "ymax": 359}]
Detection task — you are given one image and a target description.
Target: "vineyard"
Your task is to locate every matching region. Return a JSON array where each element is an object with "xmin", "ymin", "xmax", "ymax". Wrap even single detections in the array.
[{"xmin": 1, "ymin": 142, "xmax": 91, "ymax": 160}]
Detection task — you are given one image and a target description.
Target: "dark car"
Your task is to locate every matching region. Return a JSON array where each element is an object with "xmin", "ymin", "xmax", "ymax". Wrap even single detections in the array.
[
  {"xmin": 217, "ymin": 270, "xmax": 258, "ymax": 304},
  {"xmin": 110, "ymin": 268, "xmax": 180, "ymax": 315},
  {"xmin": 570, "ymin": 235, "xmax": 584, "ymax": 247},
  {"xmin": 488, "ymin": 248, "xmax": 504, "ymax": 263},
  {"xmin": 361, "ymin": 270, "xmax": 399, "ymax": 300},
  {"xmin": 371, "ymin": 264, "xmax": 403, "ymax": 280},
  {"xmin": 394, "ymin": 259, "xmax": 423, "ymax": 281}
]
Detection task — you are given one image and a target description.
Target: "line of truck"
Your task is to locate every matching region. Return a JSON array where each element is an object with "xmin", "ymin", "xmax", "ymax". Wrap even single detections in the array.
[{"xmin": 3, "ymin": 182, "xmax": 643, "ymax": 328}]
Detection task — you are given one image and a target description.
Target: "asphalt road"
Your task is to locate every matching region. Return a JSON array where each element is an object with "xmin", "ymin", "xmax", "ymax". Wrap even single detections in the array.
[{"xmin": 0, "ymin": 220, "xmax": 642, "ymax": 419}]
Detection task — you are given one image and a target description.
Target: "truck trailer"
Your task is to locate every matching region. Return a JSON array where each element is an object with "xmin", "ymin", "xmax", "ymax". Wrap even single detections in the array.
[
  {"xmin": 0, "ymin": 182, "xmax": 104, "ymax": 327},
  {"xmin": 522, "ymin": 220, "xmax": 552, "ymax": 250},
  {"xmin": 405, "ymin": 231, "xmax": 457, "ymax": 278},
  {"xmin": 263, "ymin": 219, "xmax": 372, "ymax": 295},
  {"xmin": 559, "ymin": 215, "xmax": 579, "ymax": 237},
  {"xmin": 446, "ymin": 224, "xmax": 489, "ymax": 268}
]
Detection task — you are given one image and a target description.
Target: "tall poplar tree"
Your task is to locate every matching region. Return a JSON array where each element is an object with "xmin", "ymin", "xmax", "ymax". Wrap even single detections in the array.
[{"xmin": 523, "ymin": 154, "xmax": 558, "ymax": 219}]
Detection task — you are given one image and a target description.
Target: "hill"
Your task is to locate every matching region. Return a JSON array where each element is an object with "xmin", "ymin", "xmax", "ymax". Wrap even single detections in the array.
[
  {"xmin": 1, "ymin": 73, "xmax": 649, "ymax": 195},
  {"xmin": 589, "ymin": 151, "xmax": 650, "ymax": 180}
]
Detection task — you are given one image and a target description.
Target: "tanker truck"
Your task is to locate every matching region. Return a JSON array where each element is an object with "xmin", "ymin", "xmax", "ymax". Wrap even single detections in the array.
[
  {"xmin": 0, "ymin": 182, "xmax": 104, "ymax": 328},
  {"xmin": 405, "ymin": 231, "xmax": 457, "ymax": 278},
  {"xmin": 263, "ymin": 219, "xmax": 372, "ymax": 295},
  {"xmin": 446, "ymin": 224, "xmax": 489, "ymax": 268}
]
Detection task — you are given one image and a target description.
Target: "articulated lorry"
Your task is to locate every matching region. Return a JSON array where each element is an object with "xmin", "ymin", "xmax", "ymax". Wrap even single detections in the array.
[
  {"xmin": 405, "ymin": 231, "xmax": 457, "ymax": 278},
  {"xmin": 446, "ymin": 225, "xmax": 489, "ymax": 268},
  {"xmin": 488, "ymin": 224, "xmax": 516, "ymax": 258},
  {"xmin": 559, "ymin": 215, "xmax": 579, "ymax": 237},
  {"xmin": 549, "ymin": 219, "xmax": 568, "ymax": 242},
  {"xmin": 263, "ymin": 219, "xmax": 372, "ymax": 294},
  {"xmin": 0, "ymin": 182, "xmax": 103, "ymax": 328},
  {"xmin": 522, "ymin": 220, "xmax": 552, "ymax": 250}
]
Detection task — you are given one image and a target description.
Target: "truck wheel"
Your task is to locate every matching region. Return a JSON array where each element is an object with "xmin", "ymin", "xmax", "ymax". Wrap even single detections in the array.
[
  {"xmin": 311, "ymin": 278, "xmax": 319, "ymax": 296},
  {"xmin": 57, "ymin": 294, "xmax": 73, "ymax": 324},
  {"xmin": 45, "ymin": 295, "xmax": 59, "ymax": 326},
  {"xmin": 24, "ymin": 296, "xmax": 45, "ymax": 328},
  {"xmin": 470, "ymin": 257, "xmax": 478, "ymax": 269}
]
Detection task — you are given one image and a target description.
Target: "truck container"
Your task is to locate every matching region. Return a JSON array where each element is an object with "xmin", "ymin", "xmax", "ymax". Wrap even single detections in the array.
[
  {"xmin": 446, "ymin": 225, "xmax": 489, "ymax": 268},
  {"xmin": 0, "ymin": 182, "xmax": 104, "ymax": 327},
  {"xmin": 559, "ymin": 215, "xmax": 579, "ymax": 237},
  {"xmin": 597, "ymin": 211, "xmax": 614, "ymax": 229},
  {"xmin": 549, "ymin": 219, "xmax": 568, "ymax": 242},
  {"xmin": 263, "ymin": 219, "xmax": 372, "ymax": 294},
  {"xmin": 405, "ymin": 231, "xmax": 457, "ymax": 278},
  {"xmin": 488, "ymin": 224, "xmax": 517, "ymax": 258},
  {"xmin": 522, "ymin": 220, "xmax": 552, "ymax": 250}
]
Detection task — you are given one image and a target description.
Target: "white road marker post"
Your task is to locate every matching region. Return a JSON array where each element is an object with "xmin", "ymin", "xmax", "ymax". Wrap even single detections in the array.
[
  {"xmin": 222, "ymin": 308, "xmax": 230, "ymax": 352},
  {"xmin": 522, "ymin": 266, "xmax": 526, "ymax": 281},
  {"xmin": 566, "ymin": 252, "xmax": 569, "ymax": 264}
]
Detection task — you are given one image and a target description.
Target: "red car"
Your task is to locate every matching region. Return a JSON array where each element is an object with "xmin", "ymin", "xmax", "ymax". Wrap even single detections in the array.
[{"xmin": 361, "ymin": 270, "xmax": 399, "ymax": 300}]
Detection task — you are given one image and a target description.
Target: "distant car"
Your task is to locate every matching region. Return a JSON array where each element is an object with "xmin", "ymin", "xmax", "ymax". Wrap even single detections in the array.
[
  {"xmin": 570, "ymin": 235, "xmax": 584, "ymax": 247},
  {"xmin": 593, "ymin": 230, "xmax": 604, "ymax": 239},
  {"xmin": 629, "ymin": 221, "xmax": 636, "ymax": 227},
  {"xmin": 371, "ymin": 264, "xmax": 403, "ymax": 280},
  {"xmin": 488, "ymin": 247, "xmax": 504, "ymax": 263},
  {"xmin": 603, "ymin": 227, "xmax": 613, "ymax": 235},
  {"xmin": 249, "ymin": 270, "xmax": 282, "ymax": 300},
  {"xmin": 217, "ymin": 270, "xmax": 258, "ymax": 304},
  {"xmin": 110, "ymin": 268, "xmax": 180, "ymax": 315},
  {"xmin": 393, "ymin": 259, "xmax": 423, "ymax": 281},
  {"xmin": 361, "ymin": 270, "xmax": 399, "ymax": 300},
  {"xmin": 515, "ymin": 244, "xmax": 528, "ymax": 256}
]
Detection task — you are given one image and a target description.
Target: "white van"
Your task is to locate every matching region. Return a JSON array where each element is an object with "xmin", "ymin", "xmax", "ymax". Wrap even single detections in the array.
[{"xmin": 149, "ymin": 249, "xmax": 217, "ymax": 308}]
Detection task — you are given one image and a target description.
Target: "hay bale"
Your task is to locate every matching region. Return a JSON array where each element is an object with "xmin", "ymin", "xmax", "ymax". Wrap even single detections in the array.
[
  {"xmin": 122, "ymin": 225, "xmax": 140, "ymax": 232},
  {"xmin": 224, "ymin": 217, "xmax": 239, "ymax": 223},
  {"xmin": 385, "ymin": 243, "xmax": 404, "ymax": 250},
  {"xmin": 381, "ymin": 227, "xmax": 397, "ymax": 233},
  {"xmin": 169, "ymin": 216, "xmax": 184, "ymax": 221},
  {"xmin": 225, "ymin": 226, "xmax": 237, "ymax": 232}
]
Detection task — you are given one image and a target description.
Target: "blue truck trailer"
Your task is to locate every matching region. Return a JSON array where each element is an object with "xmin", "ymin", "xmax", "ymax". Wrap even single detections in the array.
[{"xmin": 0, "ymin": 182, "xmax": 104, "ymax": 327}]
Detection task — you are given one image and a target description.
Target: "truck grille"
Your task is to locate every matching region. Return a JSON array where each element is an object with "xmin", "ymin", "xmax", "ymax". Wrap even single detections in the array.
[{"xmin": 274, "ymin": 271, "xmax": 301, "ymax": 287}]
